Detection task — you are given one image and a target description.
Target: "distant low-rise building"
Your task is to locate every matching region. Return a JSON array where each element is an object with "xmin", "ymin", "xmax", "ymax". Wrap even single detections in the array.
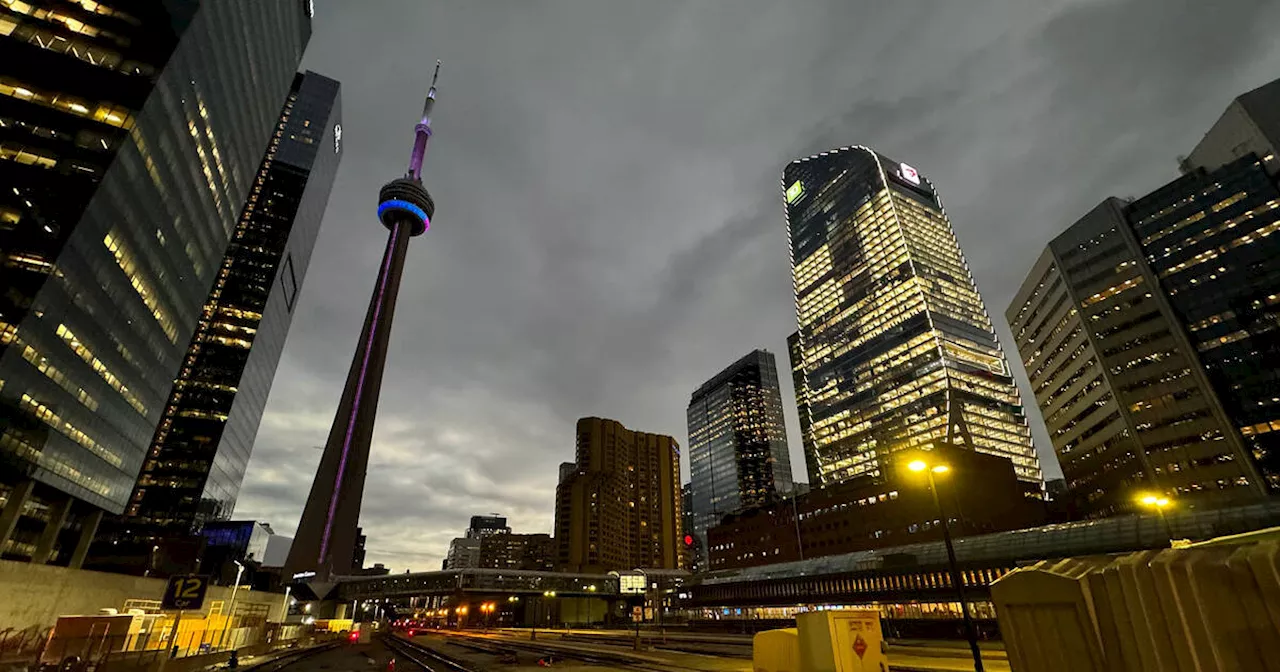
[
  {"xmin": 706, "ymin": 445, "xmax": 1044, "ymax": 571},
  {"xmin": 444, "ymin": 537, "xmax": 481, "ymax": 570}
]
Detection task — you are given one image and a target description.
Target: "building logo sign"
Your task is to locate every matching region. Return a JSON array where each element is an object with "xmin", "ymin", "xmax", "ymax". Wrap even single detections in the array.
[
  {"xmin": 785, "ymin": 180, "xmax": 805, "ymax": 204},
  {"xmin": 899, "ymin": 163, "xmax": 920, "ymax": 185},
  {"xmin": 334, "ymin": 124, "xmax": 342, "ymax": 154}
]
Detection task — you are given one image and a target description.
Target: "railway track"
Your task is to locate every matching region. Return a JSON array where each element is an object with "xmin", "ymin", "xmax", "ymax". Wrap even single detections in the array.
[
  {"xmin": 429, "ymin": 631, "xmax": 708, "ymax": 672},
  {"xmin": 242, "ymin": 642, "xmax": 340, "ymax": 671},
  {"xmin": 383, "ymin": 634, "xmax": 478, "ymax": 672}
]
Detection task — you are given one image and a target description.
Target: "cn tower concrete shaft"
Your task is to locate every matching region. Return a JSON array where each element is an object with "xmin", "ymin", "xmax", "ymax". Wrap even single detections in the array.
[{"xmin": 286, "ymin": 64, "xmax": 440, "ymax": 580}]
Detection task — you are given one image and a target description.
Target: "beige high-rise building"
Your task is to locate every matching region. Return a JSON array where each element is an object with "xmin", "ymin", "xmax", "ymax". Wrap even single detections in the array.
[
  {"xmin": 554, "ymin": 417, "xmax": 683, "ymax": 573},
  {"xmin": 1008, "ymin": 78, "xmax": 1280, "ymax": 517}
]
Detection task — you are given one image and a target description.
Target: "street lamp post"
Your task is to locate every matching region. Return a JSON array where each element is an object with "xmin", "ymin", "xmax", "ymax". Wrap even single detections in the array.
[
  {"xmin": 1138, "ymin": 493, "xmax": 1174, "ymax": 545},
  {"xmin": 480, "ymin": 602, "xmax": 494, "ymax": 631},
  {"xmin": 220, "ymin": 560, "xmax": 245, "ymax": 651},
  {"xmin": 908, "ymin": 459, "xmax": 983, "ymax": 672},
  {"xmin": 507, "ymin": 596, "xmax": 520, "ymax": 634}
]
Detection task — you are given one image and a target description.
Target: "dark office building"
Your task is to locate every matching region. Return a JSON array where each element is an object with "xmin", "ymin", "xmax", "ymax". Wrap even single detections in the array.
[
  {"xmin": 466, "ymin": 515, "xmax": 510, "ymax": 538},
  {"xmin": 1008, "ymin": 78, "xmax": 1280, "ymax": 517},
  {"xmin": 0, "ymin": 1, "xmax": 310, "ymax": 566},
  {"xmin": 705, "ymin": 444, "xmax": 1045, "ymax": 571},
  {"xmin": 785, "ymin": 147, "xmax": 1042, "ymax": 491},
  {"xmin": 478, "ymin": 532, "xmax": 555, "ymax": 572},
  {"xmin": 786, "ymin": 331, "xmax": 818, "ymax": 483},
  {"xmin": 352, "ymin": 526, "xmax": 366, "ymax": 570},
  {"xmin": 119, "ymin": 71, "xmax": 341, "ymax": 541},
  {"xmin": 687, "ymin": 349, "xmax": 793, "ymax": 544}
]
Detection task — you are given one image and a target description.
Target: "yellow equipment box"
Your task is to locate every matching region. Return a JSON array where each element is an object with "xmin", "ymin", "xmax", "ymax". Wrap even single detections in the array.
[
  {"xmin": 752, "ymin": 627, "xmax": 800, "ymax": 672},
  {"xmin": 798, "ymin": 609, "xmax": 888, "ymax": 672}
]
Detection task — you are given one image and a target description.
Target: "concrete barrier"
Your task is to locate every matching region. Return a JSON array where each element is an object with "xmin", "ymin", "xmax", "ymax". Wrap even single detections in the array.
[{"xmin": 991, "ymin": 535, "xmax": 1280, "ymax": 672}]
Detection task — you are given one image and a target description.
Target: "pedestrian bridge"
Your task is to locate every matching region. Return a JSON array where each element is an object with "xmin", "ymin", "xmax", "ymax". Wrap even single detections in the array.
[{"xmin": 334, "ymin": 568, "xmax": 690, "ymax": 601}]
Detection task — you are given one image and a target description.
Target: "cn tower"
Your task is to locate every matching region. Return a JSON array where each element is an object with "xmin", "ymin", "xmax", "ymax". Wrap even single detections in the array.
[{"xmin": 285, "ymin": 63, "xmax": 441, "ymax": 581}]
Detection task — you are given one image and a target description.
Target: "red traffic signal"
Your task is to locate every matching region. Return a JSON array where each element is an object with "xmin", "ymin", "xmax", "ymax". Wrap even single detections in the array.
[{"xmin": 683, "ymin": 534, "xmax": 694, "ymax": 547}]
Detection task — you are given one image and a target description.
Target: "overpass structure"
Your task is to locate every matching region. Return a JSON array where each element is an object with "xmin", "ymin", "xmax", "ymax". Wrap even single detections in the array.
[
  {"xmin": 336, "ymin": 569, "xmax": 622, "ymax": 601},
  {"xmin": 319, "ymin": 503, "xmax": 1280, "ymax": 635}
]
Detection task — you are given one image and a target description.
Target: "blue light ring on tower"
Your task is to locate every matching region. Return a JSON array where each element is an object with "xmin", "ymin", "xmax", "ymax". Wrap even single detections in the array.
[
  {"xmin": 378, "ymin": 178, "xmax": 434, "ymax": 236},
  {"xmin": 378, "ymin": 199, "xmax": 430, "ymax": 233}
]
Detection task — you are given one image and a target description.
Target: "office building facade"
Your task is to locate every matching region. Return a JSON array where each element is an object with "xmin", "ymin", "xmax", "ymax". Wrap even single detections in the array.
[
  {"xmin": 121, "ymin": 71, "xmax": 341, "ymax": 540},
  {"xmin": 0, "ymin": 0, "xmax": 310, "ymax": 565},
  {"xmin": 478, "ymin": 532, "xmax": 554, "ymax": 572},
  {"xmin": 443, "ymin": 536, "xmax": 481, "ymax": 570},
  {"xmin": 1008, "ymin": 78, "xmax": 1280, "ymax": 516},
  {"xmin": 705, "ymin": 444, "xmax": 1044, "ymax": 571},
  {"xmin": 687, "ymin": 349, "xmax": 793, "ymax": 542},
  {"xmin": 352, "ymin": 526, "xmax": 366, "ymax": 570},
  {"xmin": 466, "ymin": 514, "xmax": 510, "ymax": 538},
  {"xmin": 554, "ymin": 417, "xmax": 683, "ymax": 573},
  {"xmin": 785, "ymin": 147, "xmax": 1041, "ymax": 491}
]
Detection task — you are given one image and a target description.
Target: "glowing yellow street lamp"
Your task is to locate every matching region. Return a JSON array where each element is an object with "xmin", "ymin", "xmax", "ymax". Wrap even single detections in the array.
[
  {"xmin": 1137, "ymin": 492, "xmax": 1175, "ymax": 545},
  {"xmin": 532, "ymin": 591, "xmax": 556, "ymax": 641},
  {"xmin": 906, "ymin": 455, "xmax": 982, "ymax": 672}
]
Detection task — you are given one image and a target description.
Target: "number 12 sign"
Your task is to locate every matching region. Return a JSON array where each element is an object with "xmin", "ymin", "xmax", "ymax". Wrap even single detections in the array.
[{"xmin": 162, "ymin": 574, "xmax": 210, "ymax": 610}]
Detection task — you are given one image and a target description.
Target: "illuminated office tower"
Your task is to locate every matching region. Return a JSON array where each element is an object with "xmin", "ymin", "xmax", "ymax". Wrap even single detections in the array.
[
  {"xmin": 0, "ymin": 1, "xmax": 309, "ymax": 566},
  {"xmin": 686, "ymin": 349, "xmax": 793, "ymax": 542},
  {"xmin": 1008, "ymin": 78, "xmax": 1280, "ymax": 515},
  {"xmin": 119, "ymin": 72, "xmax": 342, "ymax": 541},
  {"xmin": 785, "ymin": 147, "xmax": 1041, "ymax": 491}
]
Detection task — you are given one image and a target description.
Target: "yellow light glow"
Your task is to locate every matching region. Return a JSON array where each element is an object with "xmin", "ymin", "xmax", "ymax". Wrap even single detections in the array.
[
  {"xmin": 907, "ymin": 460, "xmax": 927, "ymax": 472},
  {"xmin": 932, "ymin": 465, "xmax": 949, "ymax": 474},
  {"xmin": 1138, "ymin": 493, "xmax": 1171, "ymax": 509}
]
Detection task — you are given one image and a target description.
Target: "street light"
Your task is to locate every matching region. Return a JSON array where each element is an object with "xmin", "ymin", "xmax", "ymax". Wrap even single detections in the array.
[
  {"xmin": 907, "ymin": 457, "xmax": 982, "ymax": 672},
  {"xmin": 532, "ymin": 591, "xmax": 555, "ymax": 641},
  {"xmin": 221, "ymin": 560, "xmax": 245, "ymax": 651},
  {"xmin": 1137, "ymin": 492, "xmax": 1174, "ymax": 545},
  {"xmin": 146, "ymin": 544, "xmax": 160, "ymax": 577}
]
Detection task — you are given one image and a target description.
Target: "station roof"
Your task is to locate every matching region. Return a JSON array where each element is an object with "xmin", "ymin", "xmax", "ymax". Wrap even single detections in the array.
[{"xmin": 700, "ymin": 502, "xmax": 1280, "ymax": 584}]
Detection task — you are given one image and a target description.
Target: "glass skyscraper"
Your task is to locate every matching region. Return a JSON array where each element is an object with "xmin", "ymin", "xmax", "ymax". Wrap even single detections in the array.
[
  {"xmin": 687, "ymin": 349, "xmax": 793, "ymax": 542},
  {"xmin": 120, "ymin": 71, "xmax": 341, "ymax": 540},
  {"xmin": 1008, "ymin": 78, "xmax": 1280, "ymax": 514},
  {"xmin": 785, "ymin": 147, "xmax": 1041, "ymax": 490},
  {"xmin": 0, "ymin": 0, "xmax": 310, "ymax": 565}
]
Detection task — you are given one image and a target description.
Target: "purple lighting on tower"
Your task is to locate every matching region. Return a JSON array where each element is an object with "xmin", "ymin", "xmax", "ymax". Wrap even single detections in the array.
[
  {"xmin": 285, "ymin": 62, "xmax": 442, "ymax": 580},
  {"xmin": 318, "ymin": 221, "xmax": 401, "ymax": 560},
  {"xmin": 407, "ymin": 60, "xmax": 440, "ymax": 181}
]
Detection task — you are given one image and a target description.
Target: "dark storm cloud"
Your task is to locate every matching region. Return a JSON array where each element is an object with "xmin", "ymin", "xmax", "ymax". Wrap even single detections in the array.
[{"xmin": 233, "ymin": 0, "xmax": 1280, "ymax": 570}]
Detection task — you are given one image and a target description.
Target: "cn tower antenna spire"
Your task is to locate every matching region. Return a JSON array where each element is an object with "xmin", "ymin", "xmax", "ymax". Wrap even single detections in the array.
[{"xmin": 408, "ymin": 60, "xmax": 441, "ymax": 180}]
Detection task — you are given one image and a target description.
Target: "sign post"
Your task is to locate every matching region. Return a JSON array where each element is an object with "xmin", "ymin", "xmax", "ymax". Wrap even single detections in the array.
[{"xmin": 157, "ymin": 575, "xmax": 210, "ymax": 672}]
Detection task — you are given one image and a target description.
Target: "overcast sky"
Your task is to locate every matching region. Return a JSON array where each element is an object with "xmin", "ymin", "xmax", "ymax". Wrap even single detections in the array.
[{"xmin": 232, "ymin": 0, "xmax": 1280, "ymax": 571}]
